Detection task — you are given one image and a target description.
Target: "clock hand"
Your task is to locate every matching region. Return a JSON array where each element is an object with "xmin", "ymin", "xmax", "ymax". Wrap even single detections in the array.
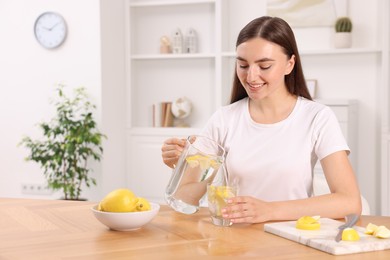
[{"xmin": 49, "ymin": 22, "xmax": 60, "ymax": 30}]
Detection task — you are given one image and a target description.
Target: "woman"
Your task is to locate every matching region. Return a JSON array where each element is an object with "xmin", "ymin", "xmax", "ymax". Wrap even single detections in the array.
[{"xmin": 161, "ymin": 16, "xmax": 362, "ymax": 224}]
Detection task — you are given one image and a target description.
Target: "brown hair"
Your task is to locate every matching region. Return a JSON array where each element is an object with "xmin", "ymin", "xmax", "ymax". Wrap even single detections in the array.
[{"xmin": 230, "ymin": 16, "xmax": 312, "ymax": 104}]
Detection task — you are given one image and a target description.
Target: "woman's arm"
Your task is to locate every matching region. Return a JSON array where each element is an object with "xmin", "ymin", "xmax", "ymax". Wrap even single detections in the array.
[{"xmin": 222, "ymin": 150, "xmax": 362, "ymax": 223}]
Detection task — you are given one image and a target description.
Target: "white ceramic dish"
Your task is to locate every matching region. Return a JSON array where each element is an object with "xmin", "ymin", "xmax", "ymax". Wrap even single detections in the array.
[{"xmin": 91, "ymin": 202, "xmax": 160, "ymax": 231}]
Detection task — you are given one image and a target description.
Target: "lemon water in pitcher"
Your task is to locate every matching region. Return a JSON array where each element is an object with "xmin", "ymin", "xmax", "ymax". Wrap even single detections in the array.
[{"xmin": 165, "ymin": 135, "xmax": 225, "ymax": 214}]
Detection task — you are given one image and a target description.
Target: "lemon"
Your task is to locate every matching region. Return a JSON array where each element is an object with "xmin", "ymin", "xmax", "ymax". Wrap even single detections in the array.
[
  {"xmin": 207, "ymin": 185, "xmax": 236, "ymax": 217},
  {"xmin": 198, "ymin": 156, "xmax": 211, "ymax": 170},
  {"xmin": 296, "ymin": 216, "xmax": 321, "ymax": 230},
  {"xmin": 186, "ymin": 155, "xmax": 200, "ymax": 168},
  {"xmin": 186, "ymin": 154, "xmax": 221, "ymax": 170},
  {"xmin": 186, "ymin": 155, "xmax": 201, "ymax": 167},
  {"xmin": 215, "ymin": 186, "xmax": 235, "ymax": 199},
  {"xmin": 99, "ymin": 188, "xmax": 138, "ymax": 213},
  {"xmin": 365, "ymin": 223, "xmax": 379, "ymax": 235},
  {"xmin": 342, "ymin": 228, "xmax": 360, "ymax": 241},
  {"xmin": 364, "ymin": 223, "xmax": 390, "ymax": 238},
  {"xmin": 186, "ymin": 154, "xmax": 211, "ymax": 170},
  {"xmin": 187, "ymin": 160, "xmax": 200, "ymax": 168},
  {"xmin": 210, "ymin": 159, "xmax": 221, "ymax": 169},
  {"xmin": 136, "ymin": 197, "xmax": 151, "ymax": 211},
  {"xmin": 311, "ymin": 215, "xmax": 321, "ymax": 221},
  {"xmin": 186, "ymin": 155, "xmax": 201, "ymax": 161},
  {"xmin": 208, "ymin": 186, "xmax": 235, "ymax": 201},
  {"xmin": 373, "ymin": 225, "xmax": 390, "ymax": 239}
]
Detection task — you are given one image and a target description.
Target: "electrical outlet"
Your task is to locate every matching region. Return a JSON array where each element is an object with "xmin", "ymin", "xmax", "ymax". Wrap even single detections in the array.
[{"xmin": 21, "ymin": 183, "xmax": 53, "ymax": 195}]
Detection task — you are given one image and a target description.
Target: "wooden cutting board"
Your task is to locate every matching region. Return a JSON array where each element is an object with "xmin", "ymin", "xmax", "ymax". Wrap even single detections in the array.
[{"xmin": 264, "ymin": 218, "xmax": 390, "ymax": 255}]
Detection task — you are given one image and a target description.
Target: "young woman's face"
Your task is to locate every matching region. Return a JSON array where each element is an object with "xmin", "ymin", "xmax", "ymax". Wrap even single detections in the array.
[{"xmin": 236, "ymin": 38, "xmax": 295, "ymax": 101}]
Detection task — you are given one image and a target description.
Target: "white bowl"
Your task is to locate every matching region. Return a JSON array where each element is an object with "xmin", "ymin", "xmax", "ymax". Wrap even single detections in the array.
[{"xmin": 91, "ymin": 202, "xmax": 160, "ymax": 231}]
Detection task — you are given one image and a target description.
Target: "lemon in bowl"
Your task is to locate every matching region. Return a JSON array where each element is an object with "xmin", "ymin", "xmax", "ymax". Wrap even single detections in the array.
[{"xmin": 91, "ymin": 188, "xmax": 160, "ymax": 231}]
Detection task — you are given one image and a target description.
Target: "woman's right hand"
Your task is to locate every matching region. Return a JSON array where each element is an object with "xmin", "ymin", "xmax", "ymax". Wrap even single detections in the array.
[{"xmin": 161, "ymin": 138, "xmax": 187, "ymax": 169}]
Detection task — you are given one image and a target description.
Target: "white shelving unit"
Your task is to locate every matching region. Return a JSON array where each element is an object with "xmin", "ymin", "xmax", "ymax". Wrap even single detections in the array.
[
  {"xmin": 126, "ymin": 0, "xmax": 266, "ymax": 130},
  {"xmin": 124, "ymin": 0, "xmax": 380, "ymax": 204},
  {"xmin": 125, "ymin": 0, "xmax": 266, "ymax": 202}
]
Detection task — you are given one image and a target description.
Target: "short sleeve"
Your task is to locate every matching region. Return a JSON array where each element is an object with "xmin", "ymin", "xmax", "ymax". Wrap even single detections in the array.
[
  {"xmin": 199, "ymin": 108, "xmax": 226, "ymax": 146},
  {"xmin": 313, "ymin": 106, "xmax": 350, "ymax": 161}
]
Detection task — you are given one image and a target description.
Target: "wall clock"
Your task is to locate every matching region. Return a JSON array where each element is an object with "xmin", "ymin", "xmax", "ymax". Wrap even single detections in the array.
[{"xmin": 34, "ymin": 12, "xmax": 67, "ymax": 49}]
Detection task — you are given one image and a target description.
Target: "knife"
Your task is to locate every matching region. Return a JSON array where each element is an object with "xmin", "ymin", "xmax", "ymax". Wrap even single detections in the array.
[{"xmin": 335, "ymin": 214, "xmax": 359, "ymax": 242}]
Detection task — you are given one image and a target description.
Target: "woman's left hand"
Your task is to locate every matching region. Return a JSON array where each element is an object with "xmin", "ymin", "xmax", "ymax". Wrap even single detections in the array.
[{"xmin": 221, "ymin": 196, "xmax": 272, "ymax": 224}]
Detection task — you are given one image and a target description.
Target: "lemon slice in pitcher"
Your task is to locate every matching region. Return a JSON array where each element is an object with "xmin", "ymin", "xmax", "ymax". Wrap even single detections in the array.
[
  {"xmin": 186, "ymin": 154, "xmax": 222, "ymax": 171},
  {"xmin": 185, "ymin": 155, "xmax": 200, "ymax": 168}
]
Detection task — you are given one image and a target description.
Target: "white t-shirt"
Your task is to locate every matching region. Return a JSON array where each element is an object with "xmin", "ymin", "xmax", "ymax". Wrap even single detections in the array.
[{"xmin": 200, "ymin": 96, "xmax": 349, "ymax": 201}]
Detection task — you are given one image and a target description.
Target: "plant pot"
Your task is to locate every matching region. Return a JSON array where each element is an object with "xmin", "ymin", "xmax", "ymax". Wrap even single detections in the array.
[{"xmin": 334, "ymin": 32, "xmax": 352, "ymax": 48}]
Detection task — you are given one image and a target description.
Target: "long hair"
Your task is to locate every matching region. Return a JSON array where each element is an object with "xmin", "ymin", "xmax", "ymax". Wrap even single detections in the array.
[{"xmin": 230, "ymin": 16, "xmax": 312, "ymax": 104}]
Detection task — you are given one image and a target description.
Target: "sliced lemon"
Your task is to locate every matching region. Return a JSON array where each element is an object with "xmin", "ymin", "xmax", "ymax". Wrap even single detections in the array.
[
  {"xmin": 296, "ymin": 216, "xmax": 321, "ymax": 230},
  {"xmin": 186, "ymin": 154, "xmax": 222, "ymax": 172},
  {"xmin": 215, "ymin": 186, "xmax": 235, "ymax": 199},
  {"xmin": 342, "ymin": 228, "xmax": 360, "ymax": 241},
  {"xmin": 208, "ymin": 185, "xmax": 235, "ymax": 201},
  {"xmin": 187, "ymin": 160, "xmax": 199, "ymax": 168},
  {"xmin": 207, "ymin": 185, "xmax": 236, "ymax": 217},
  {"xmin": 373, "ymin": 226, "xmax": 390, "ymax": 239},
  {"xmin": 186, "ymin": 155, "xmax": 201, "ymax": 168},
  {"xmin": 198, "ymin": 156, "xmax": 211, "ymax": 170},
  {"xmin": 210, "ymin": 159, "xmax": 222, "ymax": 169},
  {"xmin": 365, "ymin": 223, "xmax": 379, "ymax": 235},
  {"xmin": 311, "ymin": 215, "xmax": 321, "ymax": 221},
  {"xmin": 186, "ymin": 155, "xmax": 201, "ymax": 161}
]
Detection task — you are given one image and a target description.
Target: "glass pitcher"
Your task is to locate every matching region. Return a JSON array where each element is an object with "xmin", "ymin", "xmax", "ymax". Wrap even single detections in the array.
[{"xmin": 165, "ymin": 135, "xmax": 226, "ymax": 214}]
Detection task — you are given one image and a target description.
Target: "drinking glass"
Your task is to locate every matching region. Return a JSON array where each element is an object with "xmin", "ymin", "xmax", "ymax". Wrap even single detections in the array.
[
  {"xmin": 207, "ymin": 182, "xmax": 237, "ymax": 227},
  {"xmin": 165, "ymin": 135, "xmax": 225, "ymax": 214}
]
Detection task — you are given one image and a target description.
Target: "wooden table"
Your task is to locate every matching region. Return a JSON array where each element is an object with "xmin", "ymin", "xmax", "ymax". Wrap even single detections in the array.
[{"xmin": 1, "ymin": 198, "xmax": 390, "ymax": 259}]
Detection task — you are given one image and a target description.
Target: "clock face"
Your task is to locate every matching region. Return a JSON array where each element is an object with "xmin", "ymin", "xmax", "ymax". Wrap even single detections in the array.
[{"xmin": 34, "ymin": 12, "xmax": 67, "ymax": 49}]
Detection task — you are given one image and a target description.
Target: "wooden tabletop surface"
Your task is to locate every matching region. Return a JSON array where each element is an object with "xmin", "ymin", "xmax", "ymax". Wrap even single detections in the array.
[{"xmin": 1, "ymin": 198, "xmax": 390, "ymax": 259}]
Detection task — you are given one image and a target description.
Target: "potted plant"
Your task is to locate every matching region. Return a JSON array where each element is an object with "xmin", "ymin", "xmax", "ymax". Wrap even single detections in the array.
[
  {"xmin": 20, "ymin": 85, "xmax": 106, "ymax": 200},
  {"xmin": 334, "ymin": 17, "xmax": 353, "ymax": 48}
]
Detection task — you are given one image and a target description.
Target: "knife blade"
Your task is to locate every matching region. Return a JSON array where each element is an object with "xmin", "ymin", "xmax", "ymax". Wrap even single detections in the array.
[{"xmin": 335, "ymin": 213, "xmax": 359, "ymax": 242}]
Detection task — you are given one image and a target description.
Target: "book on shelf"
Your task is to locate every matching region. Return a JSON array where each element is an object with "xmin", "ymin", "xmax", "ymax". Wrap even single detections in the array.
[{"xmin": 153, "ymin": 102, "xmax": 173, "ymax": 127}]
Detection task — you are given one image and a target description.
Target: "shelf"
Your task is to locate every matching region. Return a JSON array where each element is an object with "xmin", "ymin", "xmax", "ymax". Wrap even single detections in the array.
[
  {"xmin": 129, "ymin": 0, "xmax": 215, "ymax": 8},
  {"xmin": 131, "ymin": 53, "xmax": 216, "ymax": 60},
  {"xmin": 129, "ymin": 0, "xmax": 216, "ymax": 56},
  {"xmin": 221, "ymin": 48, "xmax": 381, "ymax": 58}
]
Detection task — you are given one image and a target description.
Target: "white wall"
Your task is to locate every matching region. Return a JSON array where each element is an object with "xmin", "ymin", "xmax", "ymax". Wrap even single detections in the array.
[
  {"xmin": 0, "ymin": 0, "xmax": 386, "ymax": 214},
  {"xmin": 0, "ymin": 0, "xmax": 114, "ymax": 201},
  {"xmin": 99, "ymin": 0, "xmax": 127, "ymax": 198}
]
